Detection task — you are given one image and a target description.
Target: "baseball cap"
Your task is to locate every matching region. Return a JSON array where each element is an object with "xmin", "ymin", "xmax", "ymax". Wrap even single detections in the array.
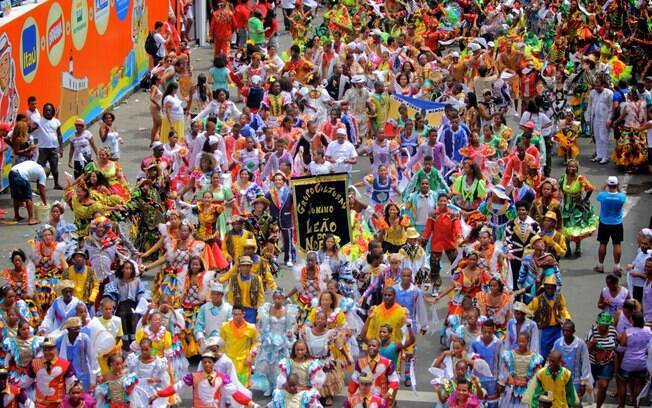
[{"xmin": 607, "ymin": 176, "xmax": 618, "ymax": 186}]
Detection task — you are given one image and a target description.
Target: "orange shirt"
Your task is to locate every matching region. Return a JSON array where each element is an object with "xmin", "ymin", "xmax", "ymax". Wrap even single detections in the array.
[{"xmin": 421, "ymin": 208, "xmax": 462, "ymax": 252}]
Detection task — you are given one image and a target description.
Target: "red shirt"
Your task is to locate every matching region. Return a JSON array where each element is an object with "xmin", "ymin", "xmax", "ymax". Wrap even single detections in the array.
[
  {"xmin": 422, "ymin": 208, "xmax": 462, "ymax": 252},
  {"xmin": 233, "ymin": 4, "xmax": 251, "ymax": 29}
]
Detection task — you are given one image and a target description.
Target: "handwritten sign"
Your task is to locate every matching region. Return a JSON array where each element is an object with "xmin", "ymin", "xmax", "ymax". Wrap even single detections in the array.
[{"xmin": 290, "ymin": 173, "xmax": 351, "ymax": 252}]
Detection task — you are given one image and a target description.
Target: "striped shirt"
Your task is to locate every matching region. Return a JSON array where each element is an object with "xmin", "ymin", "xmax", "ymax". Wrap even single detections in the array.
[{"xmin": 585, "ymin": 325, "xmax": 618, "ymax": 365}]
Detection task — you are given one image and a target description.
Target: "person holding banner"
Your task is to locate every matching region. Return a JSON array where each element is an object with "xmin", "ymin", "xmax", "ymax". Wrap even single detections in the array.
[{"xmin": 266, "ymin": 172, "xmax": 296, "ymax": 267}]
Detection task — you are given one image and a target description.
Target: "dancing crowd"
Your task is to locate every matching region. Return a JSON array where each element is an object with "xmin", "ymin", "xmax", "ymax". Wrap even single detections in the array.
[{"xmin": 0, "ymin": 0, "xmax": 651, "ymax": 406}]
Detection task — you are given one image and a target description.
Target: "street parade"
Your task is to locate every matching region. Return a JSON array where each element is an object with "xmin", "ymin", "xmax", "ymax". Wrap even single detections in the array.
[{"xmin": 0, "ymin": 0, "xmax": 651, "ymax": 406}]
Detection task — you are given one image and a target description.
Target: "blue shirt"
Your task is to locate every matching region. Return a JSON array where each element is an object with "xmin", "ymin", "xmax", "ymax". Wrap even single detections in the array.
[{"xmin": 596, "ymin": 191, "xmax": 626, "ymax": 225}]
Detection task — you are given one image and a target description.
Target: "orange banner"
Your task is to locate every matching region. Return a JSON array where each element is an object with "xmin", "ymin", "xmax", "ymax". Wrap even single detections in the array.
[{"xmin": 0, "ymin": 0, "xmax": 168, "ymax": 189}]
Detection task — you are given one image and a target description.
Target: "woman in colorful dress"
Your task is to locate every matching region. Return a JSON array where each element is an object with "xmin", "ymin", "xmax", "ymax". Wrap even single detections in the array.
[
  {"xmin": 68, "ymin": 182, "xmax": 114, "ymax": 236},
  {"xmin": 94, "ymin": 353, "xmax": 139, "ymax": 407},
  {"xmin": 475, "ymin": 276, "xmax": 513, "ymax": 334},
  {"xmin": 474, "ymin": 227, "xmax": 510, "ymax": 287},
  {"xmin": 479, "ymin": 186, "xmax": 517, "ymax": 242},
  {"xmin": 104, "ymin": 260, "xmax": 147, "ymax": 349},
  {"xmin": 253, "ymin": 289, "xmax": 298, "ymax": 396},
  {"xmin": 47, "ymin": 202, "xmax": 78, "ymax": 259},
  {"xmin": 529, "ymin": 178, "xmax": 562, "ymax": 228},
  {"xmin": 127, "ymin": 338, "xmax": 170, "ymax": 408},
  {"xmin": 302, "ymin": 310, "xmax": 348, "ymax": 406},
  {"xmin": 374, "ymin": 202, "xmax": 411, "ymax": 254},
  {"xmin": 178, "ymin": 255, "xmax": 214, "ymax": 359},
  {"xmin": 232, "ymin": 169, "xmax": 264, "ymax": 216},
  {"xmin": 178, "ymin": 191, "xmax": 227, "ymax": 270},
  {"xmin": 612, "ymin": 90, "xmax": 649, "ymax": 171},
  {"xmin": 287, "ymin": 251, "xmax": 328, "ymax": 324},
  {"xmin": 94, "ymin": 147, "xmax": 131, "ymax": 202},
  {"xmin": 3, "ymin": 320, "xmax": 41, "ymax": 389},
  {"xmin": 27, "ymin": 224, "xmax": 68, "ymax": 315},
  {"xmin": 1, "ymin": 249, "xmax": 33, "ymax": 301},
  {"xmin": 459, "ymin": 131, "xmax": 496, "ymax": 180},
  {"xmin": 363, "ymin": 165, "xmax": 399, "ymax": 215},
  {"xmin": 201, "ymin": 172, "xmax": 235, "ymax": 242},
  {"xmin": 451, "ymin": 158, "xmax": 487, "ymax": 218},
  {"xmin": 558, "ymin": 159, "xmax": 598, "ymax": 257},
  {"xmin": 318, "ymin": 234, "xmax": 351, "ymax": 285},
  {"xmin": 498, "ymin": 332, "xmax": 543, "ymax": 407},
  {"xmin": 144, "ymin": 222, "xmax": 205, "ymax": 305},
  {"xmin": 277, "ymin": 339, "xmax": 325, "ymax": 391},
  {"xmin": 429, "ymin": 248, "xmax": 491, "ymax": 318}
]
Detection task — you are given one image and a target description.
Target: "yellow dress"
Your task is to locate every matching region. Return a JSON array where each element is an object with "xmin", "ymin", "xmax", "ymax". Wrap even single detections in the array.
[
  {"xmin": 135, "ymin": 327, "xmax": 173, "ymax": 358},
  {"xmin": 220, "ymin": 320, "xmax": 259, "ymax": 386},
  {"xmin": 367, "ymin": 303, "xmax": 408, "ymax": 344}
]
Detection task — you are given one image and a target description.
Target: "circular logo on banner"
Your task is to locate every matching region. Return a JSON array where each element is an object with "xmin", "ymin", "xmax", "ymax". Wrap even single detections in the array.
[
  {"xmin": 71, "ymin": 0, "xmax": 89, "ymax": 50},
  {"xmin": 20, "ymin": 17, "xmax": 40, "ymax": 83},
  {"xmin": 115, "ymin": 0, "xmax": 130, "ymax": 21},
  {"xmin": 94, "ymin": 0, "xmax": 110, "ymax": 35},
  {"xmin": 46, "ymin": 2, "xmax": 65, "ymax": 66}
]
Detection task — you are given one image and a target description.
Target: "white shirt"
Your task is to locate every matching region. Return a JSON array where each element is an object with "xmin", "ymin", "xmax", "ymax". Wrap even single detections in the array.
[
  {"xmin": 33, "ymin": 117, "xmax": 61, "ymax": 148},
  {"xmin": 154, "ymin": 32, "xmax": 166, "ymax": 58},
  {"xmin": 164, "ymin": 94, "xmax": 185, "ymax": 121},
  {"xmin": 413, "ymin": 192, "xmax": 436, "ymax": 226},
  {"xmin": 11, "ymin": 160, "xmax": 47, "ymax": 186},
  {"xmin": 308, "ymin": 161, "xmax": 334, "ymax": 175},
  {"xmin": 70, "ymin": 130, "xmax": 94, "ymax": 163},
  {"xmin": 325, "ymin": 140, "xmax": 357, "ymax": 173},
  {"xmin": 281, "ymin": 0, "xmax": 295, "ymax": 9}
]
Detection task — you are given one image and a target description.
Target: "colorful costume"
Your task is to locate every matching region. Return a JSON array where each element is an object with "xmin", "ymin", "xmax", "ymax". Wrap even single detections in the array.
[
  {"xmin": 253, "ymin": 303, "xmax": 298, "ymax": 393},
  {"xmin": 220, "ymin": 320, "xmax": 259, "ymax": 386},
  {"xmin": 558, "ymin": 174, "xmax": 598, "ymax": 242},
  {"xmin": 498, "ymin": 350, "xmax": 543, "ymax": 408}
]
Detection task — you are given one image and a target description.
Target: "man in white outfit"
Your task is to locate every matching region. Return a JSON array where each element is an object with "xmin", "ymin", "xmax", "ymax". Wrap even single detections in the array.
[{"xmin": 586, "ymin": 77, "xmax": 614, "ymax": 164}]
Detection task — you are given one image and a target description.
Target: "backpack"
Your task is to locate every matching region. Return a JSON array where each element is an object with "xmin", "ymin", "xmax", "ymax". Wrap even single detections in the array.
[{"xmin": 145, "ymin": 32, "xmax": 159, "ymax": 56}]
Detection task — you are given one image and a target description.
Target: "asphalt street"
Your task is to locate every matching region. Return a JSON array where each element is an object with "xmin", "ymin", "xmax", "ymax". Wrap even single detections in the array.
[{"xmin": 0, "ymin": 24, "xmax": 650, "ymax": 408}]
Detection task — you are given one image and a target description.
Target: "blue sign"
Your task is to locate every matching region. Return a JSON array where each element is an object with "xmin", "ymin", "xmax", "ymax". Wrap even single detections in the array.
[
  {"xmin": 115, "ymin": 0, "xmax": 130, "ymax": 21},
  {"xmin": 21, "ymin": 23, "xmax": 38, "ymax": 78}
]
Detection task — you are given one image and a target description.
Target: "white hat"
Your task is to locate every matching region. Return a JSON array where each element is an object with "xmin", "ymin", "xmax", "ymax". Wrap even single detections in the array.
[
  {"xmin": 208, "ymin": 136, "xmax": 220, "ymax": 146},
  {"xmin": 450, "ymin": 51, "xmax": 460, "ymax": 59},
  {"xmin": 210, "ymin": 281, "xmax": 225, "ymax": 292},
  {"xmin": 250, "ymin": 75, "xmax": 262, "ymax": 85},
  {"xmin": 351, "ymin": 75, "xmax": 366, "ymax": 84},
  {"xmin": 202, "ymin": 336, "xmax": 225, "ymax": 352},
  {"xmin": 371, "ymin": 29, "xmax": 383, "ymax": 37},
  {"xmin": 336, "ymin": 127, "xmax": 347, "ymax": 136},
  {"xmin": 641, "ymin": 228, "xmax": 652, "ymax": 239},
  {"xmin": 500, "ymin": 71, "xmax": 515, "ymax": 80},
  {"xmin": 151, "ymin": 141, "xmax": 163, "ymax": 149},
  {"xmin": 607, "ymin": 176, "xmax": 619, "ymax": 186},
  {"xmin": 522, "ymin": 67, "xmax": 532, "ymax": 74},
  {"xmin": 491, "ymin": 185, "xmax": 510, "ymax": 200},
  {"xmin": 468, "ymin": 42, "xmax": 481, "ymax": 52}
]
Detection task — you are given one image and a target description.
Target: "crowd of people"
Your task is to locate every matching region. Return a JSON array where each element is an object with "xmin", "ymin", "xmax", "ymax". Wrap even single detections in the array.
[{"xmin": 0, "ymin": 0, "xmax": 651, "ymax": 406}]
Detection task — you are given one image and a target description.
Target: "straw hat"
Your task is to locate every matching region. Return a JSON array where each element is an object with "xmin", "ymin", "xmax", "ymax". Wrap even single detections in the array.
[{"xmin": 405, "ymin": 227, "xmax": 420, "ymax": 240}]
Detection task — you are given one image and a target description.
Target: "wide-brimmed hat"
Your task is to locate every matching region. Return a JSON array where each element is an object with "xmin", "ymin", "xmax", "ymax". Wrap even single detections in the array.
[
  {"xmin": 57, "ymin": 280, "xmax": 75, "ymax": 293},
  {"xmin": 252, "ymin": 196, "xmax": 270, "ymax": 207},
  {"xmin": 491, "ymin": 185, "xmax": 510, "ymax": 200},
  {"xmin": 405, "ymin": 227, "xmax": 420, "ymax": 240},
  {"xmin": 543, "ymin": 211, "xmax": 557, "ymax": 222},
  {"xmin": 512, "ymin": 301, "xmax": 532, "ymax": 316},
  {"xmin": 63, "ymin": 316, "xmax": 82, "ymax": 329},
  {"xmin": 238, "ymin": 256, "xmax": 253, "ymax": 266},
  {"xmin": 542, "ymin": 274, "xmax": 557, "ymax": 286}
]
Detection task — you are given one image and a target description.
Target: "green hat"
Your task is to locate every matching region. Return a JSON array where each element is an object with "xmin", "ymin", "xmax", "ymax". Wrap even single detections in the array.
[{"xmin": 596, "ymin": 312, "xmax": 614, "ymax": 326}]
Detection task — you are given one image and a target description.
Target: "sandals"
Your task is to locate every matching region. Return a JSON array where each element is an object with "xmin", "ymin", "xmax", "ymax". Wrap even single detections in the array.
[{"xmin": 593, "ymin": 265, "xmax": 604, "ymax": 274}]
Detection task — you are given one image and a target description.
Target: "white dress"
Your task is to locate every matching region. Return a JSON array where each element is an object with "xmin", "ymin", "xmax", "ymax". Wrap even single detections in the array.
[{"xmin": 127, "ymin": 353, "xmax": 170, "ymax": 408}]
